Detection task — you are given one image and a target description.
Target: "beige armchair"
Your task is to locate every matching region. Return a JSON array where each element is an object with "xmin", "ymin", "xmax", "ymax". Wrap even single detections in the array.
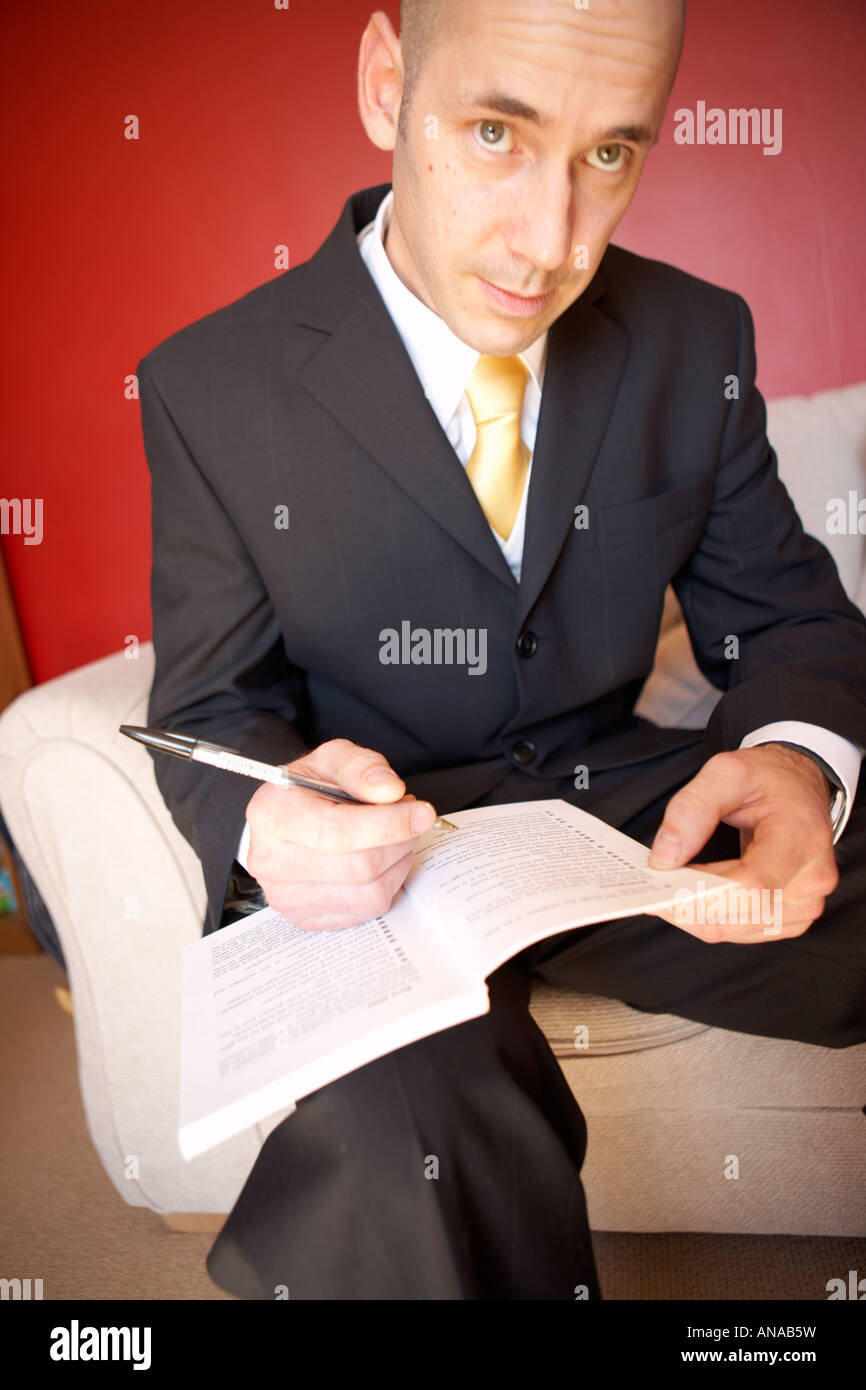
[{"xmin": 1, "ymin": 381, "xmax": 864, "ymax": 1237}]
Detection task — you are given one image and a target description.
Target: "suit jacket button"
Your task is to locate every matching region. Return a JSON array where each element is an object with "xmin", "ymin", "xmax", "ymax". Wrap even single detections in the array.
[
  {"xmin": 516, "ymin": 631, "xmax": 538, "ymax": 658},
  {"xmin": 512, "ymin": 739, "xmax": 537, "ymax": 765}
]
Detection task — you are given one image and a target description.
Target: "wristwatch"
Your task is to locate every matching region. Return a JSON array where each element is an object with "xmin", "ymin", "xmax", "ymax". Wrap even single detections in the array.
[{"xmin": 767, "ymin": 741, "xmax": 846, "ymax": 837}]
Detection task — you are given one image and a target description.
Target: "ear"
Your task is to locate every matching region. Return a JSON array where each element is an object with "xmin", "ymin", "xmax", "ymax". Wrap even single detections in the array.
[{"xmin": 357, "ymin": 10, "xmax": 404, "ymax": 153}]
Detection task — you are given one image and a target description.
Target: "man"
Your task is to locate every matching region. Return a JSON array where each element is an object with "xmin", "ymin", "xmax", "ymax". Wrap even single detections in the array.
[{"xmin": 139, "ymin": 0, "xmax": 866, "ymax": 1299}]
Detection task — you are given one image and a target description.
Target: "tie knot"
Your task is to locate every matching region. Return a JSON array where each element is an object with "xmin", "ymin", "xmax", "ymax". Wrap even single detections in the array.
[{"xmin": 465, "ymin": 354, "xmax": 530, "ymax": 425}]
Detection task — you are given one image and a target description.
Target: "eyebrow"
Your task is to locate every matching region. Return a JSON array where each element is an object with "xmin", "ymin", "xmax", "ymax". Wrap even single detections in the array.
[{"xmin": 457, "ymin": 91, "xmax": 657, "ymax": 145}]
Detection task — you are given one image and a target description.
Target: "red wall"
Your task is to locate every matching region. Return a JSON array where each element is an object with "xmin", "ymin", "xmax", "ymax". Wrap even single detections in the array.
[{"xmin": 3, "ymin": 0, "xmax": 864, "ymax": 684}]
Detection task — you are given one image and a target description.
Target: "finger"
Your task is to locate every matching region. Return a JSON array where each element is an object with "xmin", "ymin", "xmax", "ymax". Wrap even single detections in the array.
[
  {"xmin": 648, "ymin": 754, "xmax": 752, "ymax": 868},
  {"xmin": 651, "ymin": 881, "xmax": 784, "ymax": 943},
  {"xmin": 252, "ymin": 834, "xmax": 418, "ymax": 887},
  {"xmin": 260, "ymin": 789, "xmax": 437, "ymax": 856},
  {"xmin": 653, "ymin": 907, "xmax": 784, "ymax": 944},
  {"xmin": 292, "ymin": 738, "xmax": 407, "ymax": 803},
  {"xmin": 652, "ymin": 858, "xmax": 827, "ymax": 942},
  {"xmin": 649, "ymin": 863, "xmax": 744, "ymax": 941},
  {"xmin": 264, "ymin": 849, "xmax": 415, "ymax": 930}
]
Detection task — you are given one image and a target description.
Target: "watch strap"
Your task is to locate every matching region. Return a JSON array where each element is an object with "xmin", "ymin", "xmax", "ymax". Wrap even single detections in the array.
[{"xmin": 764, "ymin": 740, "xmax": 845, "ymax": 833}]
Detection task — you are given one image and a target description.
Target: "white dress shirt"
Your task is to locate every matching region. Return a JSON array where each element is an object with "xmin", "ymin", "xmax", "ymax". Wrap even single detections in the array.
[{"xmin": 235, "ymin": 190, "xmax": 860, "ymax": 869}]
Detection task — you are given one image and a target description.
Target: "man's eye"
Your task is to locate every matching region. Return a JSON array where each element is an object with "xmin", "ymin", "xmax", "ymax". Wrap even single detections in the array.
[
  {"xmin": 584, "ymin": 143, "xmax": 629, "ymax": 172},
  {"xmin": 474, "ymin": 120, "xmax": 516, "ymax": 153}
]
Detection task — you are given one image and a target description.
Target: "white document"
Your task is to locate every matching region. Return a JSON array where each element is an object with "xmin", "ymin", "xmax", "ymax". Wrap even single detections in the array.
[{"xmin": 179, "ymin": 799, "xmax": 732, "ymax": 1159}]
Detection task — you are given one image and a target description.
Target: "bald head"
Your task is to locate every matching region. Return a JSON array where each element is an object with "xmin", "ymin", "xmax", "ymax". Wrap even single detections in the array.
[{"xmin": 398, "ymin": 0, "xmax": 686, "ymax": 138}]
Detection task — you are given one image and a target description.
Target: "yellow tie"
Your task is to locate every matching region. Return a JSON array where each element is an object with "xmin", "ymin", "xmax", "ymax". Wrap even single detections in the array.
[{"xmin": 464, "ymin": 354, "xmax": 531, "ymax": 540}]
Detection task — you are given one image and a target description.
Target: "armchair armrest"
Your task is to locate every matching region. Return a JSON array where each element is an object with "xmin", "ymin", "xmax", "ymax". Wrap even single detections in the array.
[{"xmin": 0, "ymin": 644, "xmax": 280, "ymax": 1213}]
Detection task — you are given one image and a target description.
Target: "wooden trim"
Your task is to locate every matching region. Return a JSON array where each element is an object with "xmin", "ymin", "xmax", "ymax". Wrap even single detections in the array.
[
  {"xmin": 0, "ymin": 544, "xmax": 38, "ymax": 951},
  {"xmin": 162, "ymin": 1212, "xmax": 228, "ymax": 1234},
  {"xmin": 0, "ymin": 543, "xmax": 31, "ymax": 713}
]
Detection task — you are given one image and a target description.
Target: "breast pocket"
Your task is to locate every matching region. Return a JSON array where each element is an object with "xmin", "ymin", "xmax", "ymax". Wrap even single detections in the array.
[{"xmin": 593, "ymin": 474, "xmax": 714, "ymax": 551}]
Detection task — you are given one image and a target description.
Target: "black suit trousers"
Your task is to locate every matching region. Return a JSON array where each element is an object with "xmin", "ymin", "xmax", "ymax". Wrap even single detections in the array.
[{"xmin": 206, "ymin": 743, "xmax": 866, "ymax": 1300}]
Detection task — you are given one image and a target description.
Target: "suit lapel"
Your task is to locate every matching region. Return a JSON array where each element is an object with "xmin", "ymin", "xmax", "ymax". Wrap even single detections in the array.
[
  {"xmin": 295, "ymin": 185, "xmax": 516, "ymax": 591},
  {"xmin": 516, "ymin": 291, "xmax": 629, "ymax": 627},
  {"xmin": 297, "ymin": 294, "xmax": 517, "ymax": 590},
  {"xmin": 292, "ymin": 184, "xmax": 627, "ymax": 608}
]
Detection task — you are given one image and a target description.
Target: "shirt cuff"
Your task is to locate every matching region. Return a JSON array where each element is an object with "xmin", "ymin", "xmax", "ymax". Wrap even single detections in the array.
[
  {"xmin": 739, "ymin": 721, "xmax": 863, "ymax": 843},
  {"xmin": 236, "ymin": 822, "xmax": 252, "ymax": 872}
]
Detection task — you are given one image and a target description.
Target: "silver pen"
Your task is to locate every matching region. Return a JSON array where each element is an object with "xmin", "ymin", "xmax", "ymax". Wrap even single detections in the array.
[{"xmin": 119, "ymin": 725, "xmax": 459, "ymax": 831}]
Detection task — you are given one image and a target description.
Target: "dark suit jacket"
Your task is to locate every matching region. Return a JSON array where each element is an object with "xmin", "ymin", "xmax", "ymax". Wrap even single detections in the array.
[{"xmin": 138, "ymin": 182, "xmax": 866, "ymax": 936}]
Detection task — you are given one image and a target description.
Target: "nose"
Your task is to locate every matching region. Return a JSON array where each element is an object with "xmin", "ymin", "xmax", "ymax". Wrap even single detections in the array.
[{"xmin": 504, "ymin": 165, "xmax": 578, "ymax": 277}]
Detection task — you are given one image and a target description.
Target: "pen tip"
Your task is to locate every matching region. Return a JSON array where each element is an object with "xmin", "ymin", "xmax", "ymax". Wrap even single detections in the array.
[{"xmin": 118, "ymin": 725, "xmax": 195, "ymax": 757}]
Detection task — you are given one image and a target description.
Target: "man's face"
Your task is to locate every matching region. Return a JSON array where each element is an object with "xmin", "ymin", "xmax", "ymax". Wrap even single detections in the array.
[{"xmin": 385, "ymin": 0, "xmax": 682, "ymax": 354}]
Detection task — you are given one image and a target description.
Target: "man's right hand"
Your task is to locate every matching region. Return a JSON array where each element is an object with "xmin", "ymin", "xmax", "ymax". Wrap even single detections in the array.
[{"xmin": 244, "ymin": 739, "xmax": 437, "ymax": 931}]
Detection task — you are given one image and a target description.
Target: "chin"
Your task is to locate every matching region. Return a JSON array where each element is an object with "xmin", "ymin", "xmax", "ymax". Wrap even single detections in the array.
[
  {"xmin": 460, "ymin": 326, "xmax": 521, "ymax": 355},
  {"xmin": 448, "ymin": 308, "xmax": 525, "ymax": 353},
  {"xmin": 481, "ymin": 320, "xmax": 545, "ymax": 353}
]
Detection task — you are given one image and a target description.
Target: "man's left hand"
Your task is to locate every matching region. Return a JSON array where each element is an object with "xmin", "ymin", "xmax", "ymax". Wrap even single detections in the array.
[{"xmin": 647, "ymin": 744, "xmax": 839, "ymax": 943}]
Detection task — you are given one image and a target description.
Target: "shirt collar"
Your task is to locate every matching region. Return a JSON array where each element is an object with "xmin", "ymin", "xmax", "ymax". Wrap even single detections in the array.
[{"xmin": 359, "ymin": 189, "xmax": 547, "ymax": 423}]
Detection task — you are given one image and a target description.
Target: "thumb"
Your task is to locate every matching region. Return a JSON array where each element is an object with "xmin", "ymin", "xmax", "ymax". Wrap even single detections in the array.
[
  {"xmin": 291, "ymin": 739, "xmax": 408, "ymax": 804},
  {"xmin": 647, "ymin": 759, "xmax": 746, "ymax": 868}
]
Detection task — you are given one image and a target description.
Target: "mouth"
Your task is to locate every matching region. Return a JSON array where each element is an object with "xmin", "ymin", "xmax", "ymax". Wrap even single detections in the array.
[{"xmin": 477, "ymin": 276, "xmax": 556, "ymax": 318}]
